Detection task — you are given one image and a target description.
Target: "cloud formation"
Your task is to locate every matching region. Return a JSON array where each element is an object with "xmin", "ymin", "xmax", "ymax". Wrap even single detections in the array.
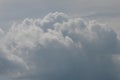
[{"xmin": 0, "ymin": 12, "xmax": 120, "ymax": 80}]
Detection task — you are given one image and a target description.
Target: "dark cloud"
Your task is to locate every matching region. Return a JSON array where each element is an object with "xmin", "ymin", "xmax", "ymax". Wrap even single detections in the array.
[{"xmin": 0, "ymin": 12, "xmax": 120, "ymax": 80}]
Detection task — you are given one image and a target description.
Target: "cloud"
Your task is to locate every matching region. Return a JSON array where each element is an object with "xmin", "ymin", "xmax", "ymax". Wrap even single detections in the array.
[{"xmin": 0, "ymin": 12, "xmax": 120, "ymax": 80}]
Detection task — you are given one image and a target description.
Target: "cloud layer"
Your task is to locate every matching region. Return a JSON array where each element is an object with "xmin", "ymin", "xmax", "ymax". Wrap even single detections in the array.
[{"xmin": 0, "ymin": 12, "xmax": 120, "ymax": 80}]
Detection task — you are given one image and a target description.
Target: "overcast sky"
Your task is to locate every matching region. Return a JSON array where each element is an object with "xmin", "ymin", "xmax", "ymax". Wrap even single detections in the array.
[
  {"xmin": 0, "ymin": 0, "xmax": 120, "ymax": 28},
  {"xmin": 0, "ymin": 0, "xmax": 120, "ymax": 80}
]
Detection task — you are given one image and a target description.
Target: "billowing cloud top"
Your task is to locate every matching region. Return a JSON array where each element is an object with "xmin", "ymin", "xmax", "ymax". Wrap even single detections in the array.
[{"xmin": 0, "ymin": 12, "xmax": 120, "ymax": 80}]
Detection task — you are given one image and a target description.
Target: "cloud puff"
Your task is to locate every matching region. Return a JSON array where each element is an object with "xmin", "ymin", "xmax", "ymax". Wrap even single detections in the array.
[{"xmin": 0, "ymin": 12, "xmax": 120, "ymax": 80}]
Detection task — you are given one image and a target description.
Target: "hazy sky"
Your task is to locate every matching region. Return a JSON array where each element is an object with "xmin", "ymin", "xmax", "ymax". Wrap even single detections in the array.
[
  {"xmin": 0, "ymin": 0, "xmax": 120, "ymax": 80},
  {"xmin": 0, "ymin": 0, "xmax": 120, "ymax": 28}
]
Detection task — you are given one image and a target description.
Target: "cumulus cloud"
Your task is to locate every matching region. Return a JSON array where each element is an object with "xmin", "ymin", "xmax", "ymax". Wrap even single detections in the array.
[{"xmin": 0, "ymin": 12, "xmax": 120, "ymax": 80}]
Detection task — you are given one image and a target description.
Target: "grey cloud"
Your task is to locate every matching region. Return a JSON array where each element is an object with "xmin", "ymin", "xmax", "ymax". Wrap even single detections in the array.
[{"xmin": 0, "ymin": 12, "xmax": 120, "ymax": 80}]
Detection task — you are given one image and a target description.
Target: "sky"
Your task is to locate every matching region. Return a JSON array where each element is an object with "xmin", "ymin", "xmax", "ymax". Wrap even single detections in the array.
[
  {"xmin": 0, "ymin": 0, "xmax": 120, "ymax": 80},
  {"xmin": 0, "ymin": 0, "xmax": 120, "ymax": 31}
]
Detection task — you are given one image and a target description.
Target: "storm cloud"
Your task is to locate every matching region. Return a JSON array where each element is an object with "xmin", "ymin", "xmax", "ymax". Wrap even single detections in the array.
[{"xmin": 0, "ymin": 12, "xmax": 120, "ymax": 80}]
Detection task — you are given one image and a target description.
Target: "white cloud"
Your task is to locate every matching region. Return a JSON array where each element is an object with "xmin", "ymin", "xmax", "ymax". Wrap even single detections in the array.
[{"xmin": 0, "ymin": 12, "xmax": 120, "ymax": 80}]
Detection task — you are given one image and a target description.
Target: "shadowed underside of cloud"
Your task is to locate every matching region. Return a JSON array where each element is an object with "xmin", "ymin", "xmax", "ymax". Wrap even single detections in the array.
[{"xmin": 0, "ymin": 12, "xmax": 120, "ymax": 80}]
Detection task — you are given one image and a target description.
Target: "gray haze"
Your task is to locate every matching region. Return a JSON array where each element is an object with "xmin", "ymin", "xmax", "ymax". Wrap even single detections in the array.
[{"xmin": 0, "ymin": 0, "xmax": 120, "ymax": 31}]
